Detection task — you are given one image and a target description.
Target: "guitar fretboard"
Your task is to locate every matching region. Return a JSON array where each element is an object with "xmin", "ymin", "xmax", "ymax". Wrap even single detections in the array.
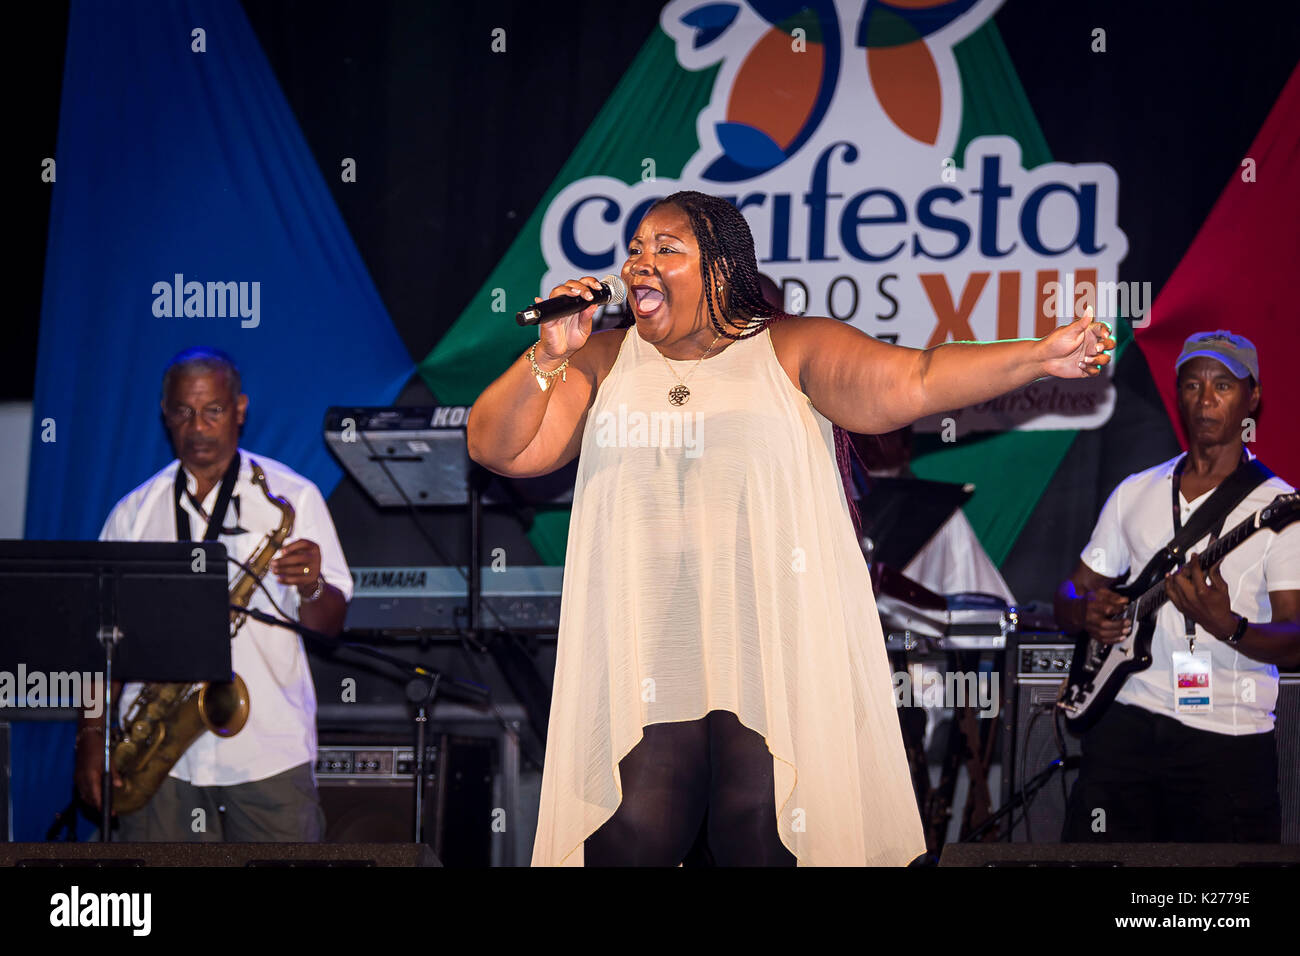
[{"xmin": 1131, "ymin": 513, "xmax": 1257, "ymax": 622}]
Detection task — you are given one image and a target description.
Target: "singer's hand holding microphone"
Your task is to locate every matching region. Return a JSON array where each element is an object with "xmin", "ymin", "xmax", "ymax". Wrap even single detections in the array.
[{"xmin": 516, "ymin": 274, "xmax": 627, "ymax": 368}]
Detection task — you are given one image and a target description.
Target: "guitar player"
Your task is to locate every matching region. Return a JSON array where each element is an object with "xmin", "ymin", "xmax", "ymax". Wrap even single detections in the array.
[{"xmin": 1055, "ymin": 331, "xmax": 1300, "ymax": 843}]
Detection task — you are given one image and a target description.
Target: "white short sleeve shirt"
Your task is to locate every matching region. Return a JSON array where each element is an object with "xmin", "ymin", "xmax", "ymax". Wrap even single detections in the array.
[
  {"xmin": 101, "ymin": 450, "xmax": 352, "ymax": 785},
  {"xmin": 1081, "ymin": 450, "xmax": 1300, "ymax": 735}
]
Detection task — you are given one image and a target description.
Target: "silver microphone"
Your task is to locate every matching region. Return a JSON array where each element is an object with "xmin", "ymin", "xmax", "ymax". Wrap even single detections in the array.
[{"xmin": 515, "ymin": 274, "xmax": 627, "ymax": 326}]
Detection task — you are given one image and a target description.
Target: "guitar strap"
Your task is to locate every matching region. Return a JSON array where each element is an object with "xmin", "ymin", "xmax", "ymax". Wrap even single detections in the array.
[{"xmin": 1130, "ymin": 450, "xmax": 1272, "ymax": 594}]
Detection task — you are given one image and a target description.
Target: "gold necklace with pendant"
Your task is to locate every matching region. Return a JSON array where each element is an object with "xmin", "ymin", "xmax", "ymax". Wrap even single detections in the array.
[{"xmin": 660, "ymin": 332, "xmax": 722, "ymax": 406}]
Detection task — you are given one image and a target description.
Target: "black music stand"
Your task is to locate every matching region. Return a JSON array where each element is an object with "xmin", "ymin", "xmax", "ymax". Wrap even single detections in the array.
[{"xmin": 0, "ymin": 540, "xmax": 231, "ymax": 841}]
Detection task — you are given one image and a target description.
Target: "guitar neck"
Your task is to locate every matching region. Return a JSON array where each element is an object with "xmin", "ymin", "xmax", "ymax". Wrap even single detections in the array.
[{"xmin": 1131, "ymin": 511, "xmax": 1259, "ymax": 622}]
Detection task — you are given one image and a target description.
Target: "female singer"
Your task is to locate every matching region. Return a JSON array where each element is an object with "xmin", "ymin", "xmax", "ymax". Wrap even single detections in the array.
[{"xmin": 468, "ymin": 190, "xmax": 1112, "ymax": 866}]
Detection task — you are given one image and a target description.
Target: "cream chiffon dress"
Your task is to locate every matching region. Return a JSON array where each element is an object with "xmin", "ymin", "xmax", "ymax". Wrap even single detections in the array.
[{"xmin": 531, "ymin": 323, "xmax": 926, "ymax": 866}]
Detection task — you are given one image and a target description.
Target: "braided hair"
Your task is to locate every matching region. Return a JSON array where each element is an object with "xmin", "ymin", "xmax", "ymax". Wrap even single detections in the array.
[{"xmin": 651, "ymin": 190, "xmax": 870, "ymax": 538}]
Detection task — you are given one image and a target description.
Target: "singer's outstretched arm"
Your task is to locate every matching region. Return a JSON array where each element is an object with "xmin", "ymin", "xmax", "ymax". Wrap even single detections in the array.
[{"xmin": 779, "ymin": 310, "xmax": 1112, "ymax": 434}]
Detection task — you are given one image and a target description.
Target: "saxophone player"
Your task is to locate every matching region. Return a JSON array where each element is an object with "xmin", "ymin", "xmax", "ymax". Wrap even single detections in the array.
[{"xmin": 74, "ymin": 346, "xmax": 352, "ymax": 841}]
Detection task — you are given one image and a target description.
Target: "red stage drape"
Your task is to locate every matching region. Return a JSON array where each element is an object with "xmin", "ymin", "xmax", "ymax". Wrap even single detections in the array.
[{"xmin": 1138, "ymin": 64, "xmax": 1300, "ymax": 485}]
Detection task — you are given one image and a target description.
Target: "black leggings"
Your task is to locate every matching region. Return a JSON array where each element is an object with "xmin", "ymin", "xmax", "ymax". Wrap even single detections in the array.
[{"xmin": 584, "ymin": 710, "xmax": 796, "ymax": 866}]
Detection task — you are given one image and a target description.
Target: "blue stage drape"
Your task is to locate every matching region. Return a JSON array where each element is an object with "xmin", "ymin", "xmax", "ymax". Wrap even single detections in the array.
[{"xmin": 15, "ymin": 0, "xmax": 413, "ymax": 840}]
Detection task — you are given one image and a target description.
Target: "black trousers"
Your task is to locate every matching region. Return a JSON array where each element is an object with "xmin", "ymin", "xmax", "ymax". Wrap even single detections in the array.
[
  {"xmin": 1061, "ymin": 702, "xmax": 1281, "ymax": 842},
  {"xmin": 584, "ymin": 709, "xmax": 796, "ymax": 866}
]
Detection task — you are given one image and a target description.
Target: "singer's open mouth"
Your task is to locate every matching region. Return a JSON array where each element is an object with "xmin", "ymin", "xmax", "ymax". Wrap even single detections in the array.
[{"xmin": 632, "ymin": 286, "xmax": 665, "ymax": 316}]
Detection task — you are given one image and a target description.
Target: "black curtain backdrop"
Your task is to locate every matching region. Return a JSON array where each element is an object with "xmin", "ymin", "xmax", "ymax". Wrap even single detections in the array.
[
  {"xmin": 239, "ymin": 0, "xmax": 668, "ymax": 370},
  {"xmin": 13, "ymin": 0, "xmax": 1299, "ymax": 601},
  {"xmin": 238, "ymin": 0, "xmax": 667, "ymax": 571}
]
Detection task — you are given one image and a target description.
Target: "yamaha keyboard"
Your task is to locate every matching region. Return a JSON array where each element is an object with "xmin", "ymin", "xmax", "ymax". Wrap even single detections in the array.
[
  {"xmin": 344, "ymin": 563, "xmax": 1028, "ymax": 646},
  {"xmin": 344, "ymin": 565, "xmax": 564, "ymax": 635}
]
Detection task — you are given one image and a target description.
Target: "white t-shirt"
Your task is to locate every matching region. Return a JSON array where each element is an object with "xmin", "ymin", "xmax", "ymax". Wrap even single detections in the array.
[
  {"xmin": 1081, "ymin": 450, "xmax": 1300, "ymax": 735},
  {"xmin": 100, "ymin": 450, "xmax": 352, "ymax": 785}
]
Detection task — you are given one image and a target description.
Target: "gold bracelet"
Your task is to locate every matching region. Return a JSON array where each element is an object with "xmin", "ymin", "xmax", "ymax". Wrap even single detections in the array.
[{"xmin": 528, "ymin": 341, "xmax": 569, "ymax": 392}]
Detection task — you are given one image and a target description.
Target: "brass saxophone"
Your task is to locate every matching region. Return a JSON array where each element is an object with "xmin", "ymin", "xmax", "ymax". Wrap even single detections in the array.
[{"xmin": 111, "ymin": 459, "xmax": 295, "ymax": 814}]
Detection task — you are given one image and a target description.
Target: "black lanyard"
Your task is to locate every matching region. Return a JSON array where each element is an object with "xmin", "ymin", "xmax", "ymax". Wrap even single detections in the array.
[
  {"xmin": 1170, "ymin": 448, "xmax": 1247, "ymax": 635},
  {"xmin": 174, "ymin": 452, "xmax": 241, "ymax": 542}
]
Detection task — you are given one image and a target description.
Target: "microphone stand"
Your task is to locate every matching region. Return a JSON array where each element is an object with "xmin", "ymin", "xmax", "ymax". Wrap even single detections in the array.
[
  {"xmin": 97, "ymin": 571, "xmax": 123, "ymax": 843},
  {"xmin": 961, "ymin": 755, "xmax": 1077, "ymax": 843},
  {"xmin": 406, "ymin": 672, "xmax": 442, "ymax": 845}
]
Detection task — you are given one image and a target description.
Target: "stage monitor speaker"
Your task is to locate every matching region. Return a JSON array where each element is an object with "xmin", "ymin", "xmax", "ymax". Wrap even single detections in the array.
[
  {"xmin": 0, "ymin": 842, "xmax": 439, "ymax": 866},
  {"xmin": 940, "ymin": 842, "xmax": 1300, "ymax": 867}
]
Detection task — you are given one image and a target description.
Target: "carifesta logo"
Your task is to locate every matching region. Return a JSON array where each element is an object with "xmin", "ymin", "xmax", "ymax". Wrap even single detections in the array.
[{"xmin": 539, "ymin": 0, "xmax": 1128, "ymax": 432}]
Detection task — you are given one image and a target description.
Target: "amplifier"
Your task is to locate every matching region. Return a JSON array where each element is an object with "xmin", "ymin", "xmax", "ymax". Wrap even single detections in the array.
[
  {"xmin": 1017, "ymin": 643, "xmax": 1075, "ymax": 676},
  {"xmin": 316, "ymin": 744, "xmax": 438, "ymax": 780},
  {"xmin": 1002, "ymin": 634, "xmax": 1300, "ymax": 845},
  {"xmin": 1001, "ymin": 638, "xmax": 1079, "ymax": 843},
  {"xmin": 315, "ymin": 737, "xmax": 495, "ymax": 866}
]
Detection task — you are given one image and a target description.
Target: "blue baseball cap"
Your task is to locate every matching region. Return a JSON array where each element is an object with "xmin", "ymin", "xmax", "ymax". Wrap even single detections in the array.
[{"xmin": 1175, "ymin": 330, "xmax": 1259, "ymax": 384}]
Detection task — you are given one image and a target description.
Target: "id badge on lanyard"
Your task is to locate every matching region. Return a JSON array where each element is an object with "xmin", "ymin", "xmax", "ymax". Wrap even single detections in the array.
[{"xmin": 1172, "ymin": 648, "xmax": 1213, "ymax": 714}]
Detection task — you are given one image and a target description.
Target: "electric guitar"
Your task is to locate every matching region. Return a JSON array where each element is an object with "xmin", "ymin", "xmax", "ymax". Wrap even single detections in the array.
[{"xmin": 1058, "ymin": 492, "xmax": 1299, "ymax": 733}]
